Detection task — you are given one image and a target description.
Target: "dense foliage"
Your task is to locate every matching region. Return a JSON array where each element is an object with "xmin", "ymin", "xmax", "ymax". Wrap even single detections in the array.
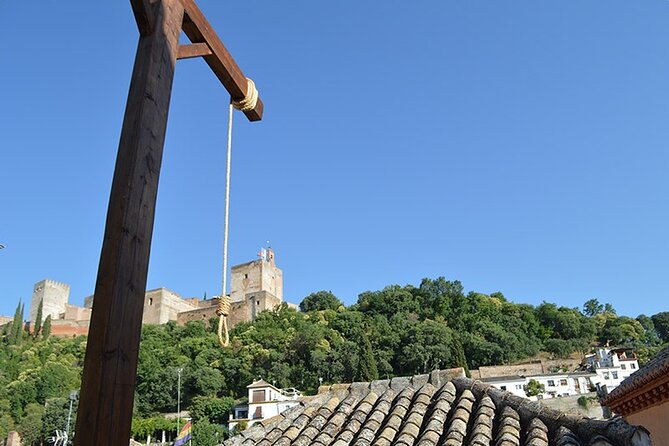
[{"xmin": 1, "ymin": 278, "xmax": 667, "ymax": 445}]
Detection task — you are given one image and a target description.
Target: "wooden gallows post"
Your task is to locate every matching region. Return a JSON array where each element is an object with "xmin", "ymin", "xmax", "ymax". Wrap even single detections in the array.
[{"xmin": 74, "ymin": 1, "xmax": 263, "ymax": 444}]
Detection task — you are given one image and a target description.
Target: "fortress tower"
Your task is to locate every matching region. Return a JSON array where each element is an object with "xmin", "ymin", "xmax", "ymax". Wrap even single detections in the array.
[
  {"xmin": 230, "ymin": 248, "xmax": 283, "ymax": 302},
  {"xmin": 29, "ymin": 279, "xmax": 70, "ymax": 323}
]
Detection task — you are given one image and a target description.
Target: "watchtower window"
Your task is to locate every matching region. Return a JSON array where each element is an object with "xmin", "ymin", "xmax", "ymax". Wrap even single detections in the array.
[
  {"xmin": 244, "ymin": 274, "xmax": 248, "ymax": 279},
  {"xmin": 149, "ymin": 298, "xmax": 153, "ymax": 306},
  {"xmin": 257, "ymin": 300, "xmax": 260, "ymax": 306}
]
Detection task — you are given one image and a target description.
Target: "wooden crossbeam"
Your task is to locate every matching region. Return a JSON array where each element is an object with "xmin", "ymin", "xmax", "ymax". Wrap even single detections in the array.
[
  {"xmin": 178, "ymin": 42, "xmax": 212, "ymax": 59},
  {"xmin": 181, "ymin": 0, "xmax": 264, "ymax": 121},
  {"xmin": 74, "ymin": 0, "xmax": 263, "ymax": 445}
]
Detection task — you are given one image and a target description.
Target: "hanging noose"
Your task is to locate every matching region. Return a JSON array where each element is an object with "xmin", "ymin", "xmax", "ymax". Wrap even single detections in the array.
[{"xmin": 216, "ymin": 78, "xmax": 259, "ymax": 348}]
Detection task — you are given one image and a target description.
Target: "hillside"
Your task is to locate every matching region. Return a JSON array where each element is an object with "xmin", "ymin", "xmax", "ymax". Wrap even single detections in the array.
[{"xmin": 1, "ymin": 277, "xmax": 668, "ymax": 444}]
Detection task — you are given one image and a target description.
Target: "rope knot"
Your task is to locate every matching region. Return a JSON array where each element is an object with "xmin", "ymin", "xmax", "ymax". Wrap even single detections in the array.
[
  {"xmin": 231, "ymin": 78, "xmax": 259, "ymax": 111},
  {"xmin": 216, "ymin": 295, "xmax": 231, "ymax": 317}
]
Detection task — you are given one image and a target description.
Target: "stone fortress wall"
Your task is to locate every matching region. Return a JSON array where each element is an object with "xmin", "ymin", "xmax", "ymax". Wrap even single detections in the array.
[{"xmin": 25, "ymin": 249, "xmax": 289, "ymax": 337}]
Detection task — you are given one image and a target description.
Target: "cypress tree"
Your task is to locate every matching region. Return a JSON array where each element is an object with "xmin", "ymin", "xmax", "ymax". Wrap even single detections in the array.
[
  {"xmin": 33, "ymin": 299, "xmax": 43, "ymax": 338},
  {"xmin": 356, "ymin": 333, "xmax": 379, "ymax": 382},
  {"xmin": 9, "ymin": 301, "xmax": 24, "ymax": 345},
  {"xmin": 451, "ymin": 335, "xmax": 470, "ymax": 376},
  {"xmin": 42, "ymin": 315, "xmax": 52, "ymax": 340}
]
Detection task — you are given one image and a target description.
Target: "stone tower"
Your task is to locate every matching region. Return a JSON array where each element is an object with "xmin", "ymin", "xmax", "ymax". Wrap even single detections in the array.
[
  {"xmin": 226, "ymin": 248, "xmax": 284, "ymax": 327},
  {"xmin": 29, "ymin": 279, "xmax": 70, "ymax": 323},
  {"xmin": 230, "ymin": 248, "xmax": 283, "ymax": 302}
]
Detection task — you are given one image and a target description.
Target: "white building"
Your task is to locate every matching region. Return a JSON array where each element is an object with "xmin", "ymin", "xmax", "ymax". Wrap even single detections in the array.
[
  {"xmin": 585, "ymin": 347, "xmax": 639, "ymax": 392},
  {"xmin": 228, "ymin": 379, "xmax": 302, "ymax": 431},
  {"xmin": 482, "ymin": 372, "xmax": 595, "ymax": 401}
]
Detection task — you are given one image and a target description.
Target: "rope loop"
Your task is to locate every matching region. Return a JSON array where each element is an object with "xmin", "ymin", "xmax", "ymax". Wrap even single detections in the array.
[
  {"xmin": 232, "ymin": 78, "xmax": 259, "ymax": 111},
  {"xmin": 216, "ymin": 295, "xmax": 232, "ymax": 348},
  {"xmin": 216, "ymin": 295, "xmax": 231, "ymax": 317}
]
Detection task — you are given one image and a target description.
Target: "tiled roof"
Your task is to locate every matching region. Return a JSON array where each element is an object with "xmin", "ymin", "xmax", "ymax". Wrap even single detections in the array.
[
  {"xmin": 602, "ymin": 345, "xmax": 669, "ymax": 415},
  {"xmin": 223, "ymin": 369, "xmax": 651, "ymax": 446},
  {"xmin": 248, "ymin": 379, "xmax": 276, "ymax": 389}
]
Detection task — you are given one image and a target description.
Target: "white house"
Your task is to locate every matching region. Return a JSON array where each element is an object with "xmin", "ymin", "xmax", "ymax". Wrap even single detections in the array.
[
  {"xmin": 482, "ymin": 372, "xmax": 595, "ymax": 401},
  {"xmin": 584, "ymin": 347, "xmax": 639, "ymax": 392},
  {"xmin": 481, "ymin": 375, "xmax": 528, "ymax": 398},
  {"xmin": 228, "ymin": 379, "xmax": 302, "ymax": 431}
]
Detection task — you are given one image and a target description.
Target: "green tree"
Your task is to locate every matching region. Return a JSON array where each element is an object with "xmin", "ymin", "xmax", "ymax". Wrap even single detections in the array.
[
  {"xmin": 583, "ymin": 299, "xmax": 603, "ymax": 317},
  {"xmin": 189, "ymin": 396, "xmax": 234, "ymax": 424},
  {"xmin": 9, "ymin": 301, "xmax": 24, "ymax": 345},
  {"xmin": 42, "ymin": 315, "xmax": 52, "ymax": 340},
  {"xmin": 524, "ymin": 379, "xmax": 545, "ymax": 398},
  {"xmin": 299, "ymin": 291, "xmax": 343, "ymax": 312},
  {"xmin": 18, "ymin": 403, "xmax": 44, "ymax": 445},
  {"xmin": 398, "ymin": 320, "xmax": 453, "ymax": 374},
  {"xmin": 33, "ymin": 299, "xmax": 43, "ymax": 339},
  {"xmin": 636, "ymin": 315, "xmax": 661, "ymax": 347},
  {"xmin": 651, "ymin": 312, "xmax": 669, "ymax": 343},
  {"xmin": 0, "ymin": 412, "xmax": 16, "ymax": 441},
  {"xmin": 43, "ymin": 397, "xmax": 77, "ymax": 442},
  {"xmin": 192, "ymin": 419, "xmax": 228, "ymax": 446},
  {"xmin": 232, "ymin": 420, "xmax": 248, "ymax": 436},
  {"xmin": 356, "ymin": 333, "xmax": 378, "ymax": 382},
  {"xmin": 604, "ymin": 303, "xmax": 617, "ymax": 316},
  {"xmin": 599, "ymin": 316, "xmax": 644, "ymax": 346},
  {"xmin": 544, "ymin": 338, "xmax": 573, "ymax": 358},
  {"xmin": 450, "ymin": 334, "xmax": 469, "ymax": 376}
]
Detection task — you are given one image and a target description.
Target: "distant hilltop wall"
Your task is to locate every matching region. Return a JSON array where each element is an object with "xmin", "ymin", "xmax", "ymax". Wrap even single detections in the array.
[{"xmin": 471, "ymin": 358, "xmax": 583, "ymax": 379}]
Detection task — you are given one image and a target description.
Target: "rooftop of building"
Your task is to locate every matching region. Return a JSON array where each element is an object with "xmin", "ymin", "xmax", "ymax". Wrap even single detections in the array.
[{"xmin": 223, "ymin": 368, "xmax": 650, "ymax": 446}]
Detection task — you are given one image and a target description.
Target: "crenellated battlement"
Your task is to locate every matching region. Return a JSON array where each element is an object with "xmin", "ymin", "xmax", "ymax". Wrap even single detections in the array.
[{"xmin": 38, "ymin": 279, "xmax": 71, "ymax": 289}]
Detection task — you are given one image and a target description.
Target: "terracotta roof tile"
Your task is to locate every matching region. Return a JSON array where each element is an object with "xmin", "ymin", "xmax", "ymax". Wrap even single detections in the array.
[{"xmin": 223, "ymin": 368, "xmax": 651, "ymax": 446}]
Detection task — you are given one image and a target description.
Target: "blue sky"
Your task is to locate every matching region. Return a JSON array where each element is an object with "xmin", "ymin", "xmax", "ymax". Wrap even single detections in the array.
[{"xmin": 1, "ymin": 0, "xmax": 668, "ymax": 318}]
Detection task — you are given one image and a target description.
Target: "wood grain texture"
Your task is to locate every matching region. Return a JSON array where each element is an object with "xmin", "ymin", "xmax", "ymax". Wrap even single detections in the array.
[
  {"xmin": 73, "ymin": 0, "xmax": 184, "ymax": 444},
  {"xmin": 178, "ymin": 42, "xmax": 213, "ymax": 59},
  {"xmin": 130, "ymin": 0, "xmax": 155, "ymax": 35},
  {"xmin": 180, "ymin": 0, "xmax": 264, "ymax": 121}
]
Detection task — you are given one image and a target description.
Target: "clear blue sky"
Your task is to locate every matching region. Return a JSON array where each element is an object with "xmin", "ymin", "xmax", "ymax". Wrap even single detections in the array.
[{"xmin": 1, "ymin": 1, "xmax": 667, "ymax": 318}]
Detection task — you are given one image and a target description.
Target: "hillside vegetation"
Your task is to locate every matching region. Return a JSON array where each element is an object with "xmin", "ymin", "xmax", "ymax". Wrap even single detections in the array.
[{"xmin": 1, "ymin": 277, "xmax": 668, "ymax": 444}]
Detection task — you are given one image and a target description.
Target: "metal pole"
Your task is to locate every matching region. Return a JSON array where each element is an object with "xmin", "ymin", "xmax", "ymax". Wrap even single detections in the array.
[
  {"xmin": 66, "ymin": 390, "xmax": 78, "ymax": 444},
  {"xmin": 177, "ymin": 368, "xmax": 183, "ymax": 432}
]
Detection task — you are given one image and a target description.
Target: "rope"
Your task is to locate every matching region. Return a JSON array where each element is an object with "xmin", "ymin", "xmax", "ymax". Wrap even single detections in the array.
[
  {"xmin": 216, "ymin": 78, "xmax": 258, "ymax": 349},
  {"xmin": 232, "ymin": 78, "xmax": 259, "ymax": 112}
]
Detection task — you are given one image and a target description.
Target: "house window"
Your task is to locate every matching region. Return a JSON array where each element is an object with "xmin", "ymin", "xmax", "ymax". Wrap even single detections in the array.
[
  {"xmin": 516, "ymin": 385, "xmax": 523, "ymax": 390},
  {"xmin": 547, "ymin": 380, "xmax": 555, "ymax": 387},
  {"xmin": 537, "ymin": 395, "xmax": 543, "ymax": 400},
  {"xmin": 631, "ymin": 363, "xmax": 636, "ymax": 369},
  {"xmin": 612, "ymin": 372, "xmax": 618, "ymax": 379},
  {"xmin": 500, "ymin": 386, "xmax": 507, "ymax": 391},
  {"xmin": 253, "ymin": 406, "xmax": 263, "ymax": 419},
  {"xmin": 237, "ymin": 410, "xmax": 248, "ymax": 419},
  {"xmin": 252, "ymin": 390, "xmax": 265, "ymax": 402},
  {"xmin": 603, "ymin": 373, "xmax": 610, "ymax": 380},
  {"xmin": 560, "ymin": 379, "xmax": 568, "ymax": 386},
  {"xmin": 621, "ymin": 364, "xmax": 626, "ymax": 370}
]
